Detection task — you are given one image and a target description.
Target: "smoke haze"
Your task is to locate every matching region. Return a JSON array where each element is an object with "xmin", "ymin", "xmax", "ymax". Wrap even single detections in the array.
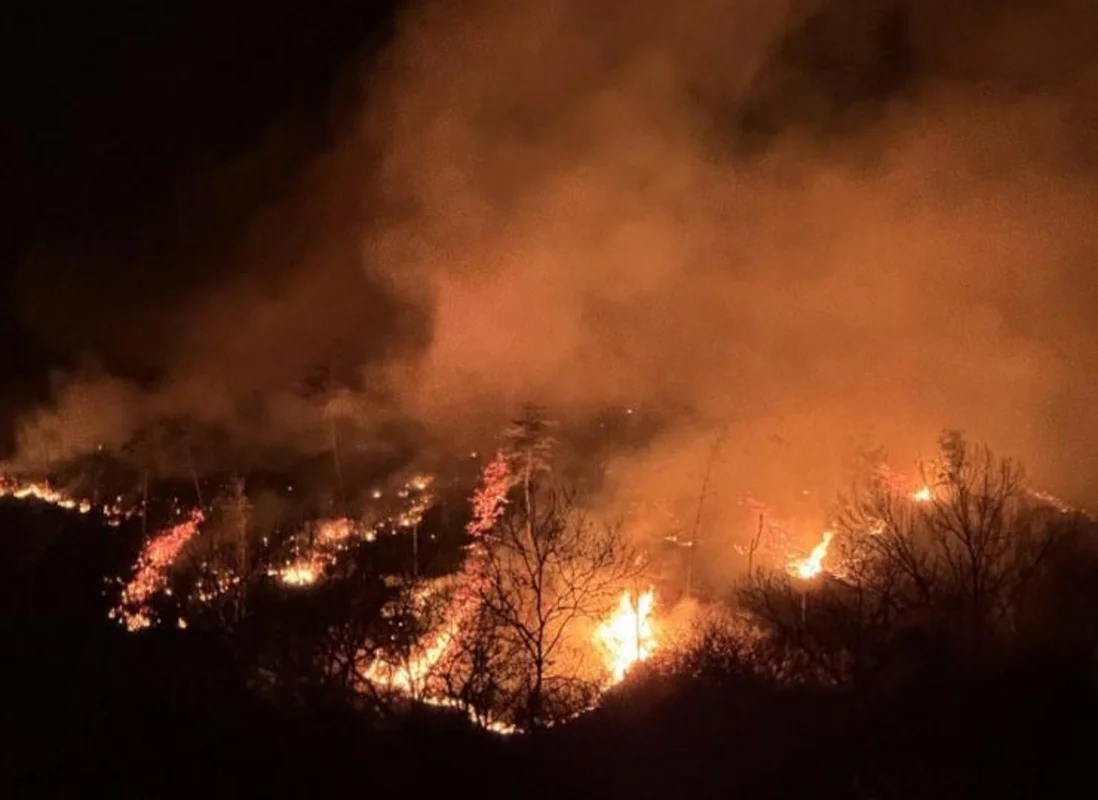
[{"xmin": 9, "ymin": 0, "xmax": 1098, "ymax": 542}]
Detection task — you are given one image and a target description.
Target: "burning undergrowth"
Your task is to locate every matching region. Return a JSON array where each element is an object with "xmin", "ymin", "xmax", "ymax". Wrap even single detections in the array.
[{"xmin": 1, "ymin": 417, "xmax": 1091, "ymax": 735}]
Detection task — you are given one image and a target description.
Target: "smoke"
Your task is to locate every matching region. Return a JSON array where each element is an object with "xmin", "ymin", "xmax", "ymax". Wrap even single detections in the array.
[{"xmin": 9, "ymin": 0, "xmax": 1098, "ymax": 535}]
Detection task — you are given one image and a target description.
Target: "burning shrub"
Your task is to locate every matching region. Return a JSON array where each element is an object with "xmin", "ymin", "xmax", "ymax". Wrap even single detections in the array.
[{"xmin": 737, "ymin": 433, "xmax": 1094, "ymax": 689}]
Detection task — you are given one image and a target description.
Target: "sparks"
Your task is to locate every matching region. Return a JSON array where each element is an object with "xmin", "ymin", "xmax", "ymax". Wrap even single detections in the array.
[
  {"xmin": 110, "ymin": 510, "xmax": 205, "ymax": 631},
  {"xmin": 268, "ymin": 518, "xmax": 377, "ymax": 588},
  {"xmin": 271, "ymin": 562, "xmax": 320, "ymax": 587}
]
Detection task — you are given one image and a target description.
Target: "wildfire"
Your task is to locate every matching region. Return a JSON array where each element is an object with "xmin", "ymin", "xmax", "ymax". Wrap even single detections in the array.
[
  {"xmin": 317, "ymin": 518, "xmax": 356, "ymax": 545},
  {"xmin": 268, "ymin": 518, "xmax": 376, "ymax": 588},
  {"xmin": 270, "ymin": 562, "xmax": 320, "ymax": 587},
  {"xmin": 365, "ymin": 623, "xmax": 458, "ymax": 694},
  {"xmin": 110, "ymin": 510, "xmax": 205, "ymax": 631},
  {"xmin": 788, "ymin": 530, "xmax": 833, "ymax": 580},
  {"xmin": 0, "ymin": 474, "xmax": 131, "ymax": 522},
  {"xmin": 595, "ymin": 589, "xmax": 657, "ymax": 684}
]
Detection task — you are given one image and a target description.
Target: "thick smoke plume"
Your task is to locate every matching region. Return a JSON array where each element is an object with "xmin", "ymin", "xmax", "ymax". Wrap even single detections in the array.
[{"xmin": 9, "ymin": 0, "xmax": 1098, "ymax": 539}]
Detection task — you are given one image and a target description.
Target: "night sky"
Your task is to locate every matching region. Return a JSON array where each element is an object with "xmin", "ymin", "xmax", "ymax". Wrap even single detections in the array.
[{"xmin": 4, "ymin": 2, "xmax": 400, "ymax": 400}]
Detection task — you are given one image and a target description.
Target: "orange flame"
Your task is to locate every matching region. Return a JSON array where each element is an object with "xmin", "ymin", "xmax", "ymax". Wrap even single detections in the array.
[
  {"xmin": 111, "ymin": 510, "xmax": 205, "ymax": 631},
  {"xmin": 595, "ymin": 589, "xmax": 657, "ymax": 684},
  {"xmin": 788, "ymin": 530, "xmax": 833, "ymax": 580},
  {"xmin": 365, "ymin": 623, "xmax": 458, "ymax": 695},
  {"xmin": 268, "ymin": 518, "xmax": 377, "ymax": 588},
  {"xmin": 0, "ymin": 475, "xmax": 131, "ymax": 522},
  {"xmin": 911, "ymin": 485, "xmax": 934, "ymax": 503}
]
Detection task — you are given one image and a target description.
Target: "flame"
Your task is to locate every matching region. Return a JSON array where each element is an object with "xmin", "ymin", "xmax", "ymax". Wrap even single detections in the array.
[
  {"xmin": 911, "ymin": 485, "xmax": 934, "ymax": 503},
  {"xmin": 268, "ymin": 518, "xmax": 377, "ymax": 588},
  {"xmin": 0, "ymin": 475, "xmax": 131, "ymax": 522},
  {"xmin": 365, "ymin": 623, "xmax": 458, "ymax": 694},
  {"xmin": 110, "ymin": 510, "xmax": 205, "ymax": 631},
  {"xmin": 316, "ymin": 518, "xmax": 356, "ymax": 545},
  {"xmin": 272, "ymin": 563, "xmax": 319, "ymax": 587},
  {"xmin": 595, "ymin": 589, "xmax": 657, "ymax": 684},
  {"xmin": 788, "ymin": 530, "xmax": 833, "ymax": 580}
]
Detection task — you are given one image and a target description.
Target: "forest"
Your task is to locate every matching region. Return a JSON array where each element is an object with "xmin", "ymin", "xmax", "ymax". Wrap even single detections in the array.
[
  {"xmin": 4, "ymin": 416, "xmax": 1097, "ymax": 799},
  {"xmin": 8, "ymin": 2, "xmax": 1098, "ymax": 797}
]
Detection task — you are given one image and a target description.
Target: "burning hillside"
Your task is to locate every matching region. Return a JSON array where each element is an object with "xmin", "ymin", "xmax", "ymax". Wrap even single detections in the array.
[{"xmin": 4, "ymin": 413, "xmax": 1088, "ymax": 736}]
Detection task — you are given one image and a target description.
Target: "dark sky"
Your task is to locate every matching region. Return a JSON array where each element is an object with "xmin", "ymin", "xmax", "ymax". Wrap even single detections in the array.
[{"xmin": 4, "ymin": 2, "xmax": 400, "ymax": 392}]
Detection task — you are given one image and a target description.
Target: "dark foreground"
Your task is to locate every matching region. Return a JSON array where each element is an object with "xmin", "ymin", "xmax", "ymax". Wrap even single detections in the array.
[{"xmin": 3, "ymin": 501, "xmax": 1097, "ymax": 800}]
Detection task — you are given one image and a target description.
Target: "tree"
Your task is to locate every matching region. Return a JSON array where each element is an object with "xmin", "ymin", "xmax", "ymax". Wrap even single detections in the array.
[
  {"xmin": 436, "ymin": 602, "xmax": 519, "ymax": 727},
  {"xmin": 739, "ymin": 432, "xmax": 1086, "ymax": 687},
  {"xmin": 248, "ymin": 541, "xmax": 398, "ymax": 711},
  {"xmin": 502, "ymin": 406, "xmax": 557, "ymax": 483},
  {"xmin": 182, "ymin": 476, "xmax": 254, "ymax": 627},
  {"xmin": 477, "ymin": 482, "xmax": 633, "ymax": 727},
  {"xmin": 457, "ymin": 413, "xmax": 638, "ymax": 728},
  {"xmin": 834, "ymin": 432, "xmax": 1067, "ymax": 645}
]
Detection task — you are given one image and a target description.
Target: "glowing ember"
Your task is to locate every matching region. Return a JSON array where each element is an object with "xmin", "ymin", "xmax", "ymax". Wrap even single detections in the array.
[
  {"xmin": 788, "ymin": 530, "xmax": 833, "ymax": 580},
  {"xmin": 595, "ymin": 589, "xmax": 657, "ymax": 684},
  {"xmin": 268, "ymin": 518, "xmax": 377, "ymax": 588},
  {"xmin": 1027, "ymin": 488, "xmax": 1079, "ymax": 515},
  {"xmin": 467, "ymin": 452, "xmax": 514, "ymax": 536},
  {"xmin": 911, "ymin": 485, "xmax": 934, "ymax": 503},
  {"xmin": 272, "ymin": 563, "xmax": 319, "ymax": 587},
  {"xmin": 1, "ymin": 477, "xmax": 91, "ymax": 513},
  {"xmin": 111, "ymin": 510, "xmax": 204, "ymax": 631},
  {"xmin": 316, "ymin": 518, "xmax": 356, "ymax": 545},
  {"xmin": 395, "ymin": 494, "xmax": 432, "ymax": 529},
  {"xmin": 0, "ymin": 475, "xmax": 133, "ymax": 522}
]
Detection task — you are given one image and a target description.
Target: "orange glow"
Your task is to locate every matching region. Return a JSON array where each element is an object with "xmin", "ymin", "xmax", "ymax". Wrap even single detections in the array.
[
  {"xmin": 595, "ymin": 589, "xmax": 657, "ymax": 684},
  {"xmin": 0, "ymin": 474, "xmax": 131, "ymax": 522},
  {"xmin": 272, "ymin": 562, "xmax": 320, "ymax": 587},
  {"xmin": 365, "ymin": 623, "xmax": 458, "ymax": 694},
  {"xmin": 110, "ymin": 510, "xmax": 205, "ymax": 631},
  {"xmin": 268, "ymin": 517, "xmax": 377, "ymax": 588},
  {"xmin": 911, "ymin": 485, "xmax": 933, "ymax": 503}
]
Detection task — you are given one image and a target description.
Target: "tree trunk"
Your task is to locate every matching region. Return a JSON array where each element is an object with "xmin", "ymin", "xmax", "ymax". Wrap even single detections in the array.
[
  {"xmin": 184, "ymin": 442, "xmax": 203, "ymax": 507},
  {"xmin": 329, "ymin": 415, "xmax": 344, "ymax": 512}
]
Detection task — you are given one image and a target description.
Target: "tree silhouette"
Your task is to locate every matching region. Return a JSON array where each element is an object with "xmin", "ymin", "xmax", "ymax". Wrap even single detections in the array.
[{"xmin": 739, "ymin": 432, "xmax": 1089, "ymax": 687}]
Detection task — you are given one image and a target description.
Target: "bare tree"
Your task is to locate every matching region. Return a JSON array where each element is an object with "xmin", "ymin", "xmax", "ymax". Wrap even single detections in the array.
[
  {"xmin": 739, "ymin": 432, "xmax": 1083, "ymax": 687},
  {"xmin": 436, "ymin": 604, "xmax": 517, "ymax": 727},
  {"xmin": 450, "ymin": 411, "xmax": 639, "ymax": 728},
  {"xmin": 183, "ymin": 476, "xmax": 254, "ymax": 627},
  {"xmin": 227, "ymin": 476, "xmax": 251, "ymax": 622},
  {"xmin": 834, "ymin": 433, "xmax": 1067, "ymax": 641},
  {"xmin": 686, "ymin": 429, "xmax": 726, "ymax": 598},
  {"xmin": 474, "ymin": 480, "xmax": 636, "ymax": 728}
]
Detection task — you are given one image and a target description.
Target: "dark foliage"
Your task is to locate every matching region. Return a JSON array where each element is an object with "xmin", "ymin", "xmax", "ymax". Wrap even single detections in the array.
[{"xmin": 3, "ymin": 435, "xmax": 1098, "ymax": 800}]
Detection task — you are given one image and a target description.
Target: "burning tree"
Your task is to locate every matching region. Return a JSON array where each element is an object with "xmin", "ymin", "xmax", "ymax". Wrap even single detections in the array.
[
  {"xmin": 834, "ymin": 433, "xmax": 1067, "ymax": 636},
  {"xmin": 473, "ymin": 482, "xmax": 636, "ymax": 727},
  {"xmin": 447, "ymin": 409, "xmax": 640, "ymax": 729},
  {"xmin": 738, "ymin": 432, "xmax": 1089, "ymax": 687}
]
